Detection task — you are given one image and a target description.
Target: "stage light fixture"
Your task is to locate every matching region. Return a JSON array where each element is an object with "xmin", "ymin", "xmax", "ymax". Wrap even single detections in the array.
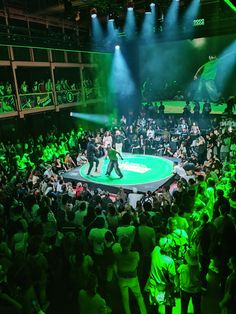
[
  {"xmin": 90, "ymin": 8, "xmax": 97, "ymax": 19},
  {"xmin": 145, "ymin": 4, "xmax": 152, "ymax": 14},
  {"xmin": 127, "ymin": 0, "xmax": 134, "ymax": 11},
  {"xmin": 108, "ymin": 11, "xmax": 116, "ymax": 21},
  {"xmin": 150, "ymin": 2, "xmax": 156, "ymax": 7},
  {"xmin": 115, "ymin": 45, "xmax": 120, "ymax": 50}
]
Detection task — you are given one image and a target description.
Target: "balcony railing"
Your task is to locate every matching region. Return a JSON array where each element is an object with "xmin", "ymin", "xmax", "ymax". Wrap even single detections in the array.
[
  {"xmin": 56, "ymin": 90, "xmax": 81, "ymax": 105},
  {"xmin": 19, "ymin": 92, "xmax": 54, "ymax": 110}
]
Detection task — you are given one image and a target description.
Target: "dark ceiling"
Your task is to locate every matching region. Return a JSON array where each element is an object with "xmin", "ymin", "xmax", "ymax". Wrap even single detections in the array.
[
  {"xmin": 1, "ymin": 0, "xmax": 236, "ymax": 51},
  {"xmin": 1, "ymin": 0, "xmax": 226, "ymax": 20}
]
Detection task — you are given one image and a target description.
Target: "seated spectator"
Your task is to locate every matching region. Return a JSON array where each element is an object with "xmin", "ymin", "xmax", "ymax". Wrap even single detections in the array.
[
  {"xmin": 5, "ymin": 82, "xmax": 13, "ymax": 95},
  {"xmin": 0, "ymin": 82, "xmax": 5, "ymax": 96},
  {"xmin": 20, "ymin": 81, "xmax": 28, "ymax": 94},
  {"xmin": 45, "ymin": 79, "xmax": 52, "ymax": 92},
  {"xmin": 32, "ymin": 81, "xmax": 39, "ymax": 93},
  {"xmin": 64, "ymin": 153, "xmax": 76, "ymax": 169},
  {"xmin": 55, "ymin": 80, "xmax": 62, "ymax": 91}
]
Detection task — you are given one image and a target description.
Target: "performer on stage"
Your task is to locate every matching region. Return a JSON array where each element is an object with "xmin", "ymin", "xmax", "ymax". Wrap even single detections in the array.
[
  {"xmin": 105, "ymin": 144, "xmax": 123, "ymax": 178},
  {"xmin": 86, "ymin": 138, "xmax": 99, "ymax": 176}
]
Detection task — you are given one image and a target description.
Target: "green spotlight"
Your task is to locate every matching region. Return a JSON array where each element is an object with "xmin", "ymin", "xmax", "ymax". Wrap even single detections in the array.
[{"xmin": 224, "ymin": 0, "xmax": 236, "ymax": 11}]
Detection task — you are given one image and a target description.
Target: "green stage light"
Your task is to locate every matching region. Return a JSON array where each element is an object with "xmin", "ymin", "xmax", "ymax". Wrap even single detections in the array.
[{"xmin": 224, "ymin": 0, "xmax": 236, "ymax": 12}]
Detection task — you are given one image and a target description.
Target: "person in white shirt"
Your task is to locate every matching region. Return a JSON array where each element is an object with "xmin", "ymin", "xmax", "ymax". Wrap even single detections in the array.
[
  {"xmin": 128, "ymin": 187, "xmax": 144, "ymax": 210},
  {"xmin": 146, "ymin": 127, "xmax": 155, "ymax": 140},
  {"xmin": 173, "ymin": 162, "xmax": 188, "ymax": 181},
  {"xmin": 88, "ymin": 217, "xmax": 108, "ymax": 263},
  {"xmin": 103, "ymin": 131, "xmax": 113, "ymax": 149},
  {"xmin": 43, "ymin": 166, "xmax": 54, "ymax": 178}
]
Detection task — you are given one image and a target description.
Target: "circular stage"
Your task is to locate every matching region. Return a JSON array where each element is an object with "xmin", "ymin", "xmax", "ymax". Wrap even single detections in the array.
[{"xmin": 79, "ymin": 154, "xmax": 174, "ymax": 187}]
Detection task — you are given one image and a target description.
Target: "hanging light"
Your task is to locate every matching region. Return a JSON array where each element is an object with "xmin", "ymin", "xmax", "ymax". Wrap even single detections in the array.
[
  {"xmin": 145, "ymin": 4, "xmax": 152, "ymax": 14},
  {"xmin": 108, "ymin": 11, "xmax": 116, "ymax": 21},
  {"xmin": 90, "ymin": 8, "xmax": 97, "ymax": 19},
  {"xmin": 127, "ymin": 0, "xmax": 134, "ymax": 11}
]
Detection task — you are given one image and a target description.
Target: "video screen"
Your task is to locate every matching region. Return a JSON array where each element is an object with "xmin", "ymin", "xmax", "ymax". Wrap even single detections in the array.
[{"xmin": 140, "ymin": 34, "xmax": 236, "ymax": 113}]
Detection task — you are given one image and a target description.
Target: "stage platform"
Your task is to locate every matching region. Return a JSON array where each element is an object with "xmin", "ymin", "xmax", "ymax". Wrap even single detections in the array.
[
  {"xmin": 143, "ymin": 100, "xmax": 235, "ymax": 114},
  {"xmin": 62, "ymin": 154, "xmax": 175, "ymax": 194}
]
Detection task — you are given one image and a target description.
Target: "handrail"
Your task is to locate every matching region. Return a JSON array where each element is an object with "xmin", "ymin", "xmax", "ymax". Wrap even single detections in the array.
[{"xmin": 19, "ymin": 91, "xmax": 53, "ymax": 97}]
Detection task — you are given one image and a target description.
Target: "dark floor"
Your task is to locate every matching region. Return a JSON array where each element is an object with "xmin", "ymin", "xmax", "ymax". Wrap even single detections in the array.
[{"xmin": 47, "ymin": 269, "xmax": 222, "ymax": 314}]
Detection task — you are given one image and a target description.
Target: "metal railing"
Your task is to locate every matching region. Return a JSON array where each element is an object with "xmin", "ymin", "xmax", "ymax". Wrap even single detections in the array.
[{"xmin": 19, "ymin": 92, "xmax": 54, "ymax": 110}]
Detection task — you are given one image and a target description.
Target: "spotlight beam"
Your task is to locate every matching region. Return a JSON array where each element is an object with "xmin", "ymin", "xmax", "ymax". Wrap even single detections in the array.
[{"xmin": 70, "ymin": 112, "xmax": 110, "ymax": 125}]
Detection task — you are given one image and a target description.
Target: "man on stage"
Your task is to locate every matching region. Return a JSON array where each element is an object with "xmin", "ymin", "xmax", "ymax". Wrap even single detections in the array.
[
  {"xmin": 105, "ymin": 144, "xmax": 123, "ymax": 178},
  {"xmin": 86, "ymin": 138, "xmax": 99, "ymax": 176}
]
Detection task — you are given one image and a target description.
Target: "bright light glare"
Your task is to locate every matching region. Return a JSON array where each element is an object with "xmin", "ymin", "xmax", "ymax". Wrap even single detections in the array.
[
  {"xmin": 91, "ymin": 14, "xmax": 97, "ymax": 19},
  {"xmin": 191, "ymin": 38, "xmax": 206, "ymax": 48},
  {"xmin": 115, "ymin": 45, "xmax": 120, "ymax": 50}
]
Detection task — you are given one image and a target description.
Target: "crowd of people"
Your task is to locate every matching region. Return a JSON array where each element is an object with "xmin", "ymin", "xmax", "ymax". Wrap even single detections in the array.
[
  {"xmin": 19, "ymin": 79, "xmax": 80, "ymax": 95},
  {"xmin": 0, "ymin": 79, "xmax": 82, "ymax": 97},
  {"xmin": 0, "ymin": 106, "xmax": 235, "ymax": 314}
]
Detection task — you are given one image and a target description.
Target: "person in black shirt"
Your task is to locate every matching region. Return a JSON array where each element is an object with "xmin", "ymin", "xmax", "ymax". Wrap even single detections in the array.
[
  {"xmin": 78, "ymin": 135, "xmax": 88, "ymax": 153},
  {"xmin": 86, "ymin": 138, "xmax": 99, "ymax": 176}
]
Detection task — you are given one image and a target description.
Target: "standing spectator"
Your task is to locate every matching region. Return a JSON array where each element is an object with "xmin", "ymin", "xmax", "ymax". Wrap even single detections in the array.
[
  {"xmin": 114, "ymin": 130, "xmax": 125, "ymax": 155},
  {"xmin": 219, "ymin": 257, "xmax": 236, "ymax": 314},
  {"xmin": 213, "ymin": 205, "xmax": 236, "ymax": 290},
  {"xmin": 116, "ymin": 212, "xmax": 135, "ymax": 244},
  {"xmin": 115, "ymin": 235, "xmax": 147, "ymax": 314},
  {"xmin": 79, "ymin": 273, "xmax": 110, "ymax": 314},
  {"xmin": 88, "ymin": 217, "xmax": 108, "ymax": 269},
  {"xmin": 103, "ymin": 131, "xmax": 113, "ymax": 149},
  {"xmin": 178, "ymin": 248, "xmax": 202, "ymax": 314},
  {"xmin": 136, "ymin": 213, "xmax": 155, "ymax": 288},
  {"xmin": 145, "ymin": 238, "xmax": 177, "ymax": 314},
  {"xmin": 191, "ymin": 213, "xmax": 217, "ymax": 290}
]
